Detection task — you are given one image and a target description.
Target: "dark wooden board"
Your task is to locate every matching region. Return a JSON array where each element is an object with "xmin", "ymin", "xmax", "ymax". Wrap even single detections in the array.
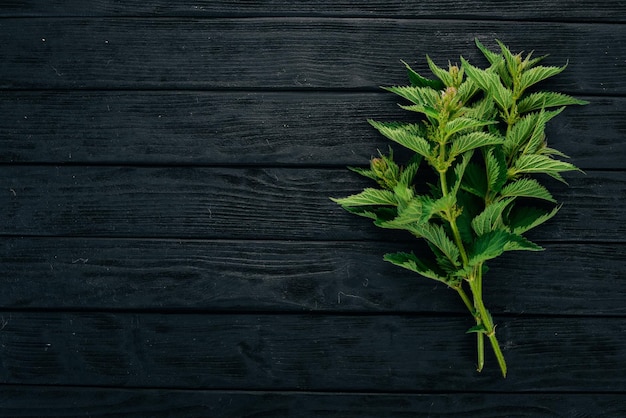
[
  {"xmin": 1, "ymin": 91, "xmax": 617, "ymax": 169},
  {"xmin": 1, "ymin": 238, "xmax": 623, "ymax": 316},
  {"xmin": 1, "ymin": 0, "xmax": 624, "ymax": 410},
  {"xmin": 0, "ymin": 312, "xmax": 625, "ymax": 392},
  {"xmin": 1, "ymin": 0, "xmax": 625, "ymax": 22},
  {"xmin": 1, "ymin": 387, "xmax": 624, "ymax": 418},
  {"xmin": 0, "ymin": 19, "xmax": 624, "ymax": 93},
  {"xmin": 1, "ymin": 167, "xmax": 623, "ymax": 241}
]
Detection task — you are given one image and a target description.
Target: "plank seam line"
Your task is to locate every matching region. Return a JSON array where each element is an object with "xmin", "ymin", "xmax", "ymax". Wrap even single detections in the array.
[
  {"xmin": 0, "ymin": 308, "xmax": 623, "ymax": 320},
  {"xmin": 0, "ymin": 162, "xmax": 620, "ymax": 173},
  {"xmin": 0, "ymin": 15, "xmax": 625, "ymax": 26},
  {"xmin": 2, "ymin": 235, "xmax": 623, "ymax": 245},
  {"xmin": 1, "ymin": 235, "xmax": 622, "ymax": 246},
  {"xmin": 2, "ymin": 383, "xmax": 626, "ymax": 396},
  {"xmin": 1, "ymin": 87, "xmax": 624, "ymax": 98}
]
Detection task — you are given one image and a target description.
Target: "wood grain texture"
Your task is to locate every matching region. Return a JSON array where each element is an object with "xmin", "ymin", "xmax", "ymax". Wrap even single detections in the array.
[
  {"xmin": 1, "ymin": 91, "xmax": 618, "ymax": 169},
  {"xmin": 1, "ymin": 167, "xmax": 623, "ymax": 240},
  {"xmin": 0, "ymin": 387, "xmax": 624, "ymax": 418},
  {"xmin": 1, "ymin": 238, "xmax": 624, "ymax": 316},
  {"xmin": 0, "ymin": 19, "xmax": 624, "ymax": 93},
  {"xmin": 0, "ymin": 312, "xmax": 625, "ymax": 392},
  {"xmin": 1, "ymin": 0, "xmax": 625, "ymax": 22}
]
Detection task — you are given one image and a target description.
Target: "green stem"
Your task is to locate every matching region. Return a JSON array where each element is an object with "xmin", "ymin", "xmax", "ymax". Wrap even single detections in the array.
[
  {"xmin": 439, "ymin": 169, "xmax": 449, "ymax": 194},
  {"xmin": 439, "ymin": 171, "xmax": 470, "ymax": 266},
  {"xmin": 449, "ymin": 221, "xmax": 469, "ymax": 266},
  {"xmin": 455, "ymin": 281, "xmax": 485, "ymax": 371},
  {"xmin": 470, "ymin": 263, "xmax": 507, "ymax": 377},
  {"xmin": 477, "ymin": 327, "xmax": 485, "ymax": 373},
  {"xmin": 454, "ymin": 282, "xmax": 485, "ymax": 371},
  {"xmin": 437, "ymin": 130, "xmax": 501, "ymax": 375}
]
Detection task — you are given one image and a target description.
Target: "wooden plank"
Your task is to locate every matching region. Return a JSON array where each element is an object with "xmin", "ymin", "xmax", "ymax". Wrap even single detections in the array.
[
  {"xmin": 1, "ymin": 238, "xmax": 624, "ymax": 316},
  {"xmin": 1, "ymin": 387, "xmax": 624, "ymax": 418},
  {"xmin": 1, "ymin": 167, "xmax": 623, "ymax": 241},
  {"xmin": 0, "ymin": 19, "xmax": 624, "ymax": 93},
  {"xmin": 0, "ymin": 312, "xmax": 624, "ymax": 391},
  {"xmin": 1, "ymin": 1, "xmax": 624, "ymax": 22},
  {"xmin": 1, "ymin": 91, "xmax": 618, "ymax": 169}
]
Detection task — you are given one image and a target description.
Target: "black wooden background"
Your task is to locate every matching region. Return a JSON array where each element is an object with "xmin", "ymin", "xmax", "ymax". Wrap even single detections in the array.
[{"xmin": 1, "ymin": 1, "xmax": 625, "ymax": 416}]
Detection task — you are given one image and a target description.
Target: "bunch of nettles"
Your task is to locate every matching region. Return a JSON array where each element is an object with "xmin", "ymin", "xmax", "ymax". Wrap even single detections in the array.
[{"xmin": 332, "ymin": 39, "xmax": 587, "ymax": 377}]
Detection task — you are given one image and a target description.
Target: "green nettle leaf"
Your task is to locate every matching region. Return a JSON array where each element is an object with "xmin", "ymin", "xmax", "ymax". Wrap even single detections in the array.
[
  {"xmin": 468, "ymin": 230, "xmax": 511, "ymax": 265},
  {"xmin": 402, "ymin": 60, "xmax": 445, "ymax": 90},
  {"xmin": 512, "ymin": 154, "xmax": 580, "ymax": 182},
  {"xmin": 503, "ymin": 113, "xmax": 536, "ymax": 157},
  {"xmin": 464, "ymin": 96, "xmax": 497, "ymax": 122},
  {"xmin": 398, "ymin": 154, "xmax": 423, "ymax": 187},
  {"xmin": 485, "ymin": 147, "xmax": 508, "ymax": 193},
  {"xmin": 518, "ymin": 64, "xmax": 567, "ymax": 92},
  {"xmin": 331, "ymin": 188, "xmax": 397, "ymax": 207},
  {"xmin": 475, "ymin": 39, "xmax": 502, "ymax": 66},
  {"xmin": 331, "ymin": 39, "xmax": 586, "ymax": 378},
  {"xmin": 461, "ymin": 58, "xmax": 513, "ymax": 109},
  {"xmin": 379, "ymin": 195, "xmax": 457, "ymax": 231},
  {"xmin": 383, "ymin": 85, "xmax": 441, "ymax": 109},
  {"xmin": 503, "ymin": 109, "xmax": 557, "ymax": 158},
  {"xmin": 488, "ymin": 75, "xmax": 514, "ymax": 109},
  {"xmin": 471, "ymin": 198, "xmax": 515, "ymax": 236},
  {"xmin": 459, "ymin": 58, "xmax": 492, "ymax": 92},
  {"xmin": 341, "ymin": 205, "xmax": 397, "ymax": 222},
  {"xmin": 393, "ymin": 184, "xmax": 415, "ymax": 206},
  {"xmin": 384, "ymin": 252, "xmax": 450, "ymax": 283},
  {"xmin": 503, "ymin": 234, "xmax": 543, "ymax": 252},
  {"xmin": 424, "ymin": 194, "xmax": 457, "ymax": 220},
  {"xmin": 368, "ymin": 120, "xmax": 434, "ymax": 160},
  {"xmin": 469, "ymin": 229, "xmax": 542, "ymax": 266},
  {"xmin": 523, "ymin": 108, "xmax": 565, "ymax": 155},
  {"xmin": 539, "ymin": 146, "xmax": 571, "ymax": 159},
  {"xmin": 517, "ymin": 92, "xmax": 589, "ymax": 114},
  {"xmin": 348, "ymin": 166, "xmax": 378, "ymax": 182},
  {"xmin": 450, "ymin": 150, "xmax": 474, "ymax": 195},
  {"xmin": 399, "ymin": 103, "xmax": 440, "ymax": 120},
  {"xmin": 456, "ymin": 78, "xmax": 480, "ymax": 103},
  {"xmin": 410, "ymin": 223, "xmax": 461, "ymax": 266},
  {"xmin": 445, "ymin": 118, "xmax": 496, "ymax": 137},
  {"xmin": 496, "ymin": 39, "xmax": 521, "ymax": 78},
  {"xmin": 455, "ymin": 191, "xmax": 479, "ymax": 244},
  {"xmin": 467, "ymin": 324, "xmax": 488, "ymax": 334},
  {"xmin": 388, "ymin": 197, "xmax": 428, "ymax": 226},
  {"xmin": 449, "ymin": 131, "xmax": 504, "ymax": 158},
  {"xmin": 426, "ymin": 55, "xmax": 454, "ymax": 86},
  {"xmin": 474, "ymin": 39, "xmax": 515, "ymax": 87},
  {"xmin": 507, "ymin": 205, "xmax": 561, "ymax": 234},
  {"xmin": 461, "ymin": 162, "xmax": 488, "ymax": 198},
  {"xmin": 499, "ymin": 178, "xmax": 556, "ymax": 202}
]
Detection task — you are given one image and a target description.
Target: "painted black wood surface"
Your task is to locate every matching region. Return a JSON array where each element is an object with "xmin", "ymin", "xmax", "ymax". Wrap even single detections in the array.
[{"xmin": 1, "ymin": 1, "xmax": 625, "ymax": 417}]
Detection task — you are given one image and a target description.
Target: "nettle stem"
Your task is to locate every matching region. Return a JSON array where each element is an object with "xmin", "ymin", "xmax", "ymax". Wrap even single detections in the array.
[
  {"xmin": 454, "ymin": 283, "xmax": 485, "ymax": 371},
  {"xmin": 469, "ymin": 263, "xmax": 507, "ymax": 377},
  {"xmin": 439, "ymin": 162, "xmax": 496, "ymax": 374},
  {"xmin": 438, "ymin": 169, "xmax": 469, "ymax": 266}
]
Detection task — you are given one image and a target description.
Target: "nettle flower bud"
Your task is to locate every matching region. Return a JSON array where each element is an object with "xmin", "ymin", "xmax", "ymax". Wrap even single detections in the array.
[
  {"xmin": 441, "ymin": 86, "xmax": 457, "ymax": 101},
  {"xmin": 371, "ymin": 156, "xmax": 398, "ymax": 189},
  {"xmin": 440, "ymin": 86, "xmax": 462, "ymax": 112},
  {"xmin": 449, "ymin": 64, "xmax": 460, "ymax": 82}
]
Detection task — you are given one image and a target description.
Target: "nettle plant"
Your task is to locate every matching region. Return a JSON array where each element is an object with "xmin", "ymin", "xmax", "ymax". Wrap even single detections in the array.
[{"xmin": 332, "ymin": 39, "xmax": 587, "ymax": 377}]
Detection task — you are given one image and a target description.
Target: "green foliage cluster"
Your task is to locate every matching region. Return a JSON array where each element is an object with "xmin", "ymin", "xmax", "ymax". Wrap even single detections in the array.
[{"xmin": 332, "ymin": 39, "xmax": 587, "ymax": 377}]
